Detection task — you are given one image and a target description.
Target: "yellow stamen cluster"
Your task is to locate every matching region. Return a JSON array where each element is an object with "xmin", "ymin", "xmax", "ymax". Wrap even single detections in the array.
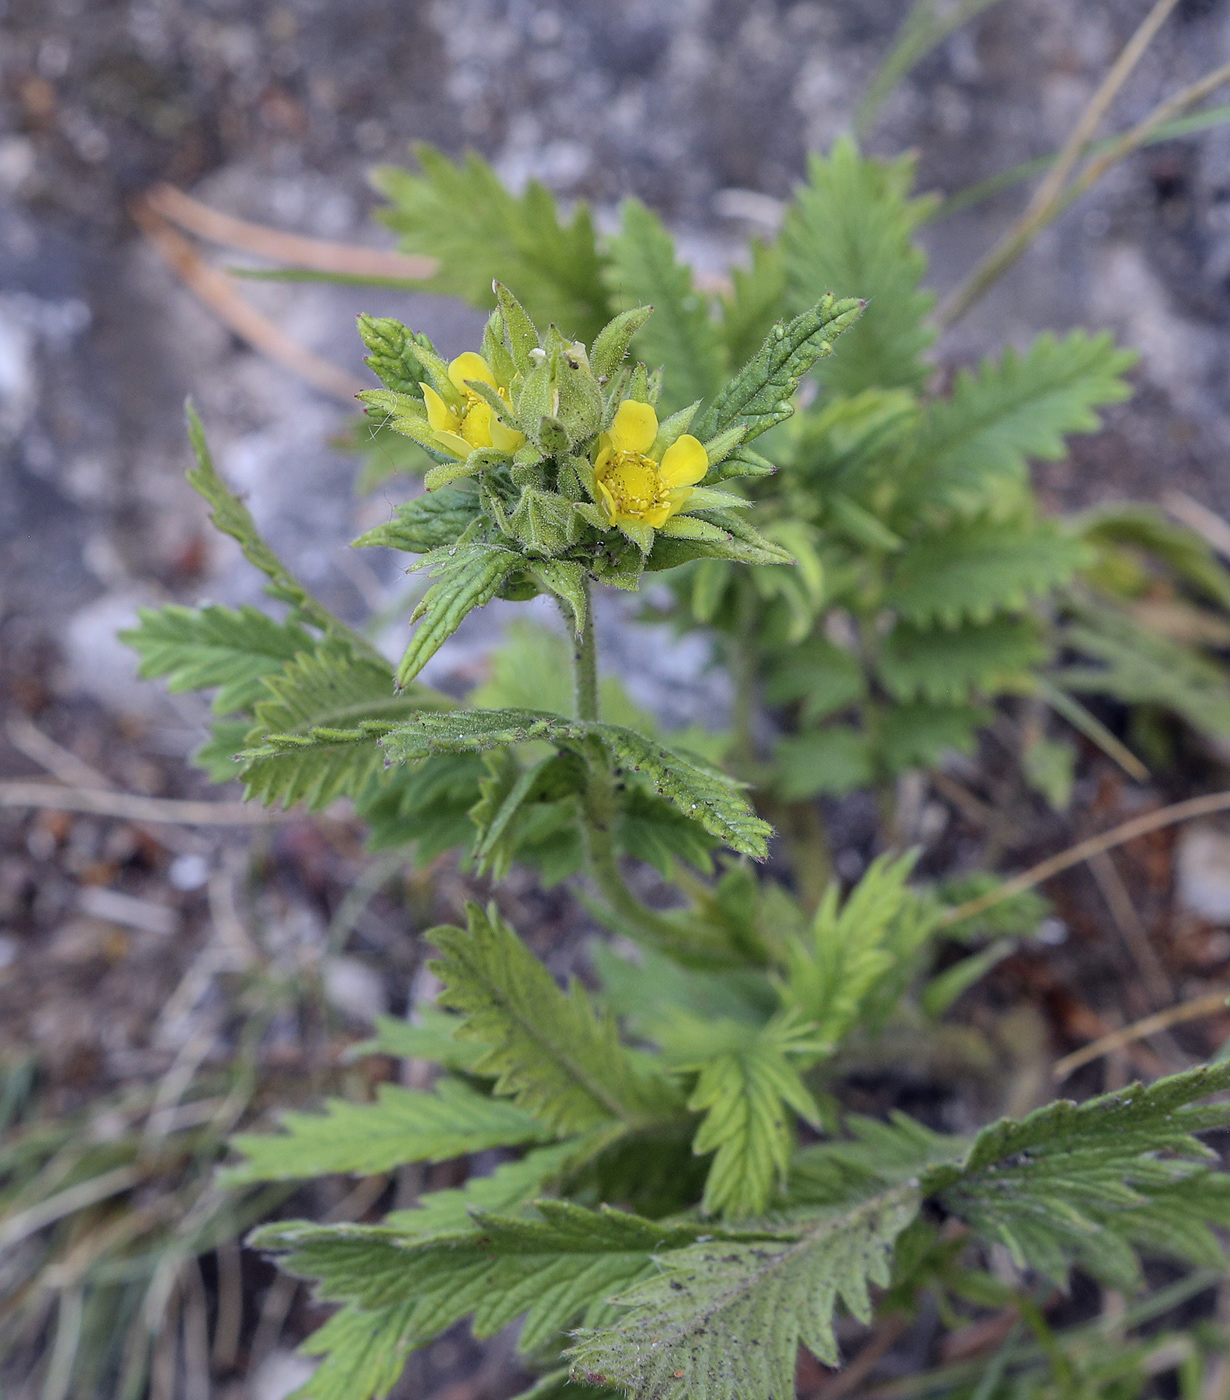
[{"xmin": 595, "ymin": 400, "xmax": 708, "ymax": 529}]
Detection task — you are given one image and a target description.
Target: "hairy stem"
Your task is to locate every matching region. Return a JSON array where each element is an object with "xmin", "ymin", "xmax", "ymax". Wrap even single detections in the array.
[{"xmin": 569, "ymin": 581, "xmax": 712, "ymax": 957}]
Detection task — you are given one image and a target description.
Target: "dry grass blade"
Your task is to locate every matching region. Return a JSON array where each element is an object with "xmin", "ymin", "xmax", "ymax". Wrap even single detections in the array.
[
  {"xmin": 1054, "ymin": 989, "xmax": 1230, "ymax": 1080},
  {"xmin": 0, "ymin": 780, "xmax": 278, "ymax": 825},
  {"xmin": 939, "ymin": 789, "xmax": 1230, "ymax": 927},
  {"xmin": 131, "ymin": 197, "xmax": 365, "ymax": 403},
  {"xmin": 938, "ymin": 0, "xmax": 1182, "ymax": 328},
  {"xmin": 0, "ymin": 1164, "xmax": 143, "ymax": 1251},
  {"xmin": 1164, "ymin": 490, "xmax": 1230, "ymax": 561},
  {"xmin": 1087, "ymin": 849, "xmax": 1172, "ymax": 1008},
  {"xmin": 145, "ymin": 182, "xmax": 437, "ymax": 281}
]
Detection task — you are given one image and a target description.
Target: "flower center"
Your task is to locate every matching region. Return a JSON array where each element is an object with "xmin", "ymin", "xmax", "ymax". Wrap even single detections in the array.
[{"xmin": 599, "ymin": 451, "xmax": 667, "ymax": 519}]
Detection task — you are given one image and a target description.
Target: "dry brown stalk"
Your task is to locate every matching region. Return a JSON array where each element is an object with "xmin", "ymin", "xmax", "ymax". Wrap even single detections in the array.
[
  {"xmin": 131, "ymin": 197, "xmax": 365, "ymax": 403},
  {"xmin": 0, "ymin": 780, "xmax": 277, "ymax": 825},
  {"xmin": 1053, "ymin": 988, "xmax": 1230, "ymax": 1080},
  {"xmin": 145, "ymin": 182, "xmax": 437, "ymax": 281},
  {"xmin": 939, "ymin": 789, "xmax": 1230, "ymax": 929}
]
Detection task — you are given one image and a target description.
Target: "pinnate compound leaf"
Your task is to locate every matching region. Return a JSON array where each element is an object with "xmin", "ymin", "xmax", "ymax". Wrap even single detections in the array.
[
  {"xmin": 223, "ymin": 1079, "xmax": 547, "ymax": 1184},
  {"xmin": 877, "ymin": 616, "xmax": 1047, "ymax": 702},
  {"xmin": 252, "ymin": 1203, "xmax": 765, "ymax": 1400},
  {"xmin": 373, "ymin": 145, "xmax": 610, "ymax": 342},
  {"xmin": 397, "ymin": 544, "xmax": 524, "ymax": 687},
  {"xmin": 606, "ymin": 200, "xmax": 726, "ymax": 412},
  {"xmin": 925, "ymin": 1059, "xmax": 1230, "ymax": 1288},
  {"xmin": 430, "ymin": 902, "xmax": 685, "ymax": 1134},
  {"xmin": 663, "ymin": 1010, "xmax": 825, "ymax": 1218},
  {"xmin": 237, "ymin": 646, "xmax": 445, "ymax": 809},
  {"xmin": 121, "ymin": 604, "xmax": 313, "ymax": 715},
  {"xmin": 901, "ymin": 330, "xmax": 1135, "ymax": 514},
  {"xmin": 884, "ymin": 519, "xmax": 1091, "ymax": 627},
  {"xmin": 568, "ymin": 1184, "xmax": 920, "ymax": 1399},
  {"xmin": 778, "ymin": 853, "xmax": 925, "ymax": 1047},
  {"xmin": 693, "ymin": 296, "xmax": 865, "ymax": 446},
  {"xmin": 354, "ymin": 488, "xmax": 483, "ymax": 556},
  {"xmin": 185, "ymin": 403, "xmax": 375, "ymax": 655},
  {"xmin": 382, "ymin": 710, "xmax": 770, "ymax": 860},
  {"xmin": 782, "ymin": 138, "xmax": 935, "ymax": 395}
]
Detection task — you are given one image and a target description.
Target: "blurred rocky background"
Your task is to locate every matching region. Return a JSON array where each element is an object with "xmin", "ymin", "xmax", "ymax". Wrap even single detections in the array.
[{"xmin": 5, "ymin": 1, "xmax": 1230, "ymax": 1395}]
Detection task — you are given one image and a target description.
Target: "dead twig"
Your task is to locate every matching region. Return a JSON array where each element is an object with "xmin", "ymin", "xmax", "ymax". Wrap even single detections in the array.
[
  {"xmin": 145, "ymin": 183, "xmax": 437, "ymax": 281},
  {"xmin": 1053, "ymin": 988, "xmax": 1230, "ymax": 1080},
  {"xmin": 131, "ymin": 197, "xmax": 365, "ymax": 404},
  {"xmin": 939, "ymin": 789, "xmax": 1230, "ymax": 928},
  {"xmin": 809, "ymin": 1314, "xmax": 909, "ymax": 1398},
  {"xmin": 1087, "ymin": 850, "xmax": 1172, "ymax": 1008},
  {"xmin": 0, "ymin": 780, "xmax": 278, "ymax": 825}
]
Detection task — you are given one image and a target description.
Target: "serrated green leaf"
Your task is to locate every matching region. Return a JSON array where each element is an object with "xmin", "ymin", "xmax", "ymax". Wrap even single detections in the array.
[
  {"xmin": 660, "ymin": 1009, "xmax": 825, "ymax": 1218},
  {"xmin": 900, "ymin": 330, "xmax": 1136, "ymax": 515},
  {"xmin": 569, "ymin": 1184, "xmax": 919, "ymax": 1397},
  {"xmin": 397, "ymin": 544, "xmax": 523, "ymax": 687},
  {"xmin": 884, "ymin": 518, "xmax": 1091, "ymax": 627},
  {"xmin": 606, "ymin": 200, "xmax": 726, "ymax": 413},
  {"xmin": 354, "ymin": 488, "xmax": 483, "ymax": 555},
  {"xmin": 381, "ymin": 709, "xmax": 769, "ymax": 861},
  {"xmin": 120, "ymin": 604, "xmax": 314, "ymax": 715},
  {"xmin": 184, "ymin": 402, "xmax": 378, "ymax": 659},
  {"xmin": 223, "ymin": 1078, "xmax": 547, "ymax": 1184},
  {"xmin": 374, "ymin": 145, "xmax": 610, "ymax": 342},
  {"xmin": 430, "ymin": 902, "xmax": 685, "ymax": 1135},
  {"xmin": 777, "ymin": 853, "xmax": 926, "ymax": 1048},
  {"xmin": 782, "ymin": 138, "xmax": 935, "ymax": 395},
  {"xmin": 236, "ymin": 646, "xmax": 445, "ymax": 809},
  {"xmin": 877, "ymin": 616, "xmax": 1046, "ymax": 702},
  {"xmin": 693, "ymin": 296, "xmax": 865, "ymax": 445},
  {"xmin": 925, "ymin": 1060, "xmax": 1230, "ymax": 1287}
]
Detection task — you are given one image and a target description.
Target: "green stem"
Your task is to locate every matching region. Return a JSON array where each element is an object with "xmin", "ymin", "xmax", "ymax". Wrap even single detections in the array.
[
  {"xmin": 569, "ymin": 581, "xmax": 707, "ymax": 956},
  {"xmin": 727, "ymin": 581, "xmax": 759, "ymax": 769}
]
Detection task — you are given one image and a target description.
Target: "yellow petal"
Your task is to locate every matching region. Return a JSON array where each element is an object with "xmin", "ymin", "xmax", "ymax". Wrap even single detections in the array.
[
  {"xmin": 461, "ymin": 400, "xmax": 493, "ymax": 449},
  {"xmin": 644, "ymin": 503, "xmax": 672, "ymax": 528},
  {"xmin": 610, "ymin": 399, "xmax": 658, "ymax": 454},
  {"xmin": 658, "ymin": 434, "xmax": 708, "ymax": 487},
  {"xmin": 596, "ymin": 480, "xmax": 618, "ymax": 522},
  {"xmin": 491, "ymin": 417, "xmax": 525, "ymax": 454},
  {"xmin": 421, "ymin": 383, "xmax": 459, "ymax": 434},
  {"xmin": 448, "ymin": 352, "xmax": 497, "ymax": 395},
  {"xmin": 662, "ymin": 487, "xmax": 694, "ymax": 520},
  {"xmin": 433, "ymin": 430, "xmax": 473, "ymax": 460}
]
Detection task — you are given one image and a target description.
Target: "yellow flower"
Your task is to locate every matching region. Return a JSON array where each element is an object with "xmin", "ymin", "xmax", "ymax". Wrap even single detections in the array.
[
  {"xmin": 594, "ymin": 401, "xmax": 708, "ymax": 530},
  {"xmin": 420, "ymin": 352, "xmax": 525, "ymax": 459}
]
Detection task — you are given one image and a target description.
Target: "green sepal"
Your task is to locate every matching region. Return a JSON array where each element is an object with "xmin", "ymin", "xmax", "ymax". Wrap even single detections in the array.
[
  {"xmin": 507, "ymin": 488, "xmax": 575, "ymax": 556},
  {"xmin": 591, "ymin": 305, "xmax": 654, "ymax": 381},
  {"xmin": 530, "ymin": 558, "xmax": 589, "ymax": 634},
  {"xmin": 494, "ymin": 281, "xmax": 542, "ymax": 373}
]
